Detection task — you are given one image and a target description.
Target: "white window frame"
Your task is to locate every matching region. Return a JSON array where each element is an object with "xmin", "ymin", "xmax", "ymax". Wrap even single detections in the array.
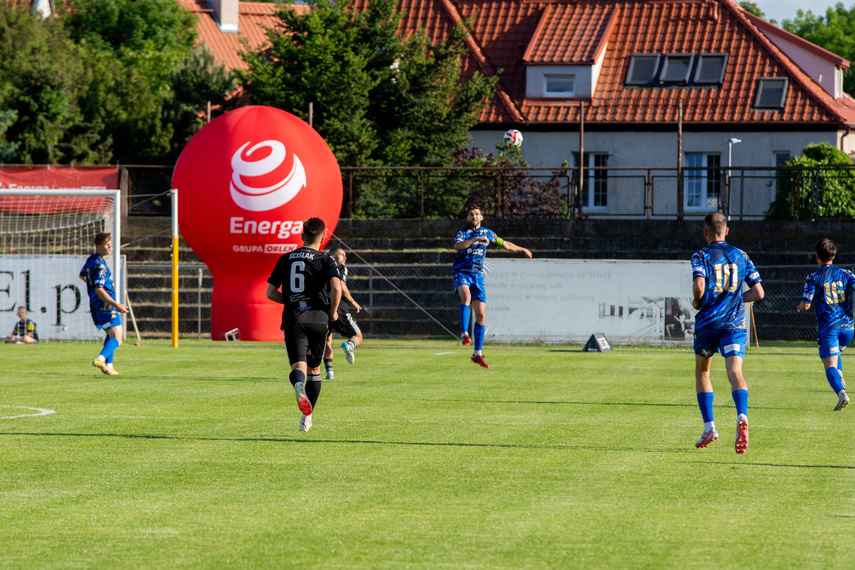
[
  {"xmin": 684, "ymin": 153, "xmax": 721, "ymax": 211},
  {"xmin": 573, "ymin": 152, "xmax": 610, "ymax": 211},
  {"xmin": 543, "ymin": 74, "xmax": 575, "ymax": 97}
]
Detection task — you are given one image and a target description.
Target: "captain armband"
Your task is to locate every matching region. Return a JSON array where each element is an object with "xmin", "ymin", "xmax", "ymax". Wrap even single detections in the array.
[{"xmin": 495, "ymin": 237, "xmax": 504, "ymax": 246}]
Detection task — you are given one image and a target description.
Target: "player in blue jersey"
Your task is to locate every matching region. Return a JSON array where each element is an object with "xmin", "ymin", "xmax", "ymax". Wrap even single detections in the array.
[
  {"xmin": 453, "ymin": 204, "xmax": 531, "ymax": 368},
  {"xmin": 691, "ymin": 212, "xmax": 764, "ymax": 454},
  {"xmin": 79, "ymin": 233, "xmax": 129, "ymax": 375},
  {"xmin": 797, "ymin": 238, "xmax": 852, "ymax": 411}
]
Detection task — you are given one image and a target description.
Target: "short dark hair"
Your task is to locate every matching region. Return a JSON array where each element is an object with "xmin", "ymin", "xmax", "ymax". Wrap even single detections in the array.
[
  {"xmin": 817, "ymin": 238, "xmax": 837, "ymax": 262},
  {"xmin": 303, "ymin": 217, "xmax": 326, "ymax": 242},
  {"xmin": 329, "ymin": 247, "xmax": 345, "ymax": 258},
  {"xmin": 703, "ymin": 211, "xmax": 727, "ymax": 237},
  {"xmin": 466, "ymin": 204, "xmax": 481, "ymax": 215},
  {"xmin": 94, "ymin": 232, "xmax": 111, "ymax": 246}
]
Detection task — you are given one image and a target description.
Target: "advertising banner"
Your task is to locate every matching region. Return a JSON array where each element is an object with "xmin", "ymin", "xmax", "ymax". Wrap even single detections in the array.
[
  {"xmin": 484, "ymin": 259, "xmax": 700, "ymax": 346},
  {"xmin": 0, "ymin": 166, "xmax": 119, "ymax": 214},
  {"xmin": 0, "ymin": 255, "xmax": 123, "ymax": 341}
]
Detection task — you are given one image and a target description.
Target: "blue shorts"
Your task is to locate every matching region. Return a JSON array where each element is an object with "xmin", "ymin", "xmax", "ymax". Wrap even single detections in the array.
[
  {"xmin": 453, "ymin": 271, "xmax": 486, "ymax": 303},
  {"xmin": 694, "ymin": 327, "xmax": 747, "ymax": 359},
  {"xmin": 818, "ymin": 328, "xmax": 854, "ymax": 359},
  {"xmin": 91, "ymin": 308, "xmax": 122, "ymax": 331}
]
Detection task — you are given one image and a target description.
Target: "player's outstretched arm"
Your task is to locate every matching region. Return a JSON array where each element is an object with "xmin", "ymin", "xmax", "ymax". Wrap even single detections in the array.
[
  {"xmin": 501, "ymin": 239, "xmax": 532, "ymax": 258},
  {"xmin": 341, "ymin": 281, "xmax": 361, "ymax": 313}
]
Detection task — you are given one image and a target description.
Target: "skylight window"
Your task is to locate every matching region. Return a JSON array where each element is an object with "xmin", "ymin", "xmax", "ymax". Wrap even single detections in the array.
[
  {"xmin": 660, "ymin": 54, "xmax": 694, "ymax": 84},
  {"xmin": 694, "ymin": 54, "xmax": 728, "ymax": 84},
  {"xmin": 625, "ymin": 53, "xmax": 728, "ymax": 88},
  {"xmin": 754, "ymin": 78, "xmax": 788, "ymax": 109},
  {"xmin": 626, "ymin": 54, "xmax": 661, "ymax": 85}
]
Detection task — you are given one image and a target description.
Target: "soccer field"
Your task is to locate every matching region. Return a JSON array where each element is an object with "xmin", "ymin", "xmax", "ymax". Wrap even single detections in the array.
[{"xmin": 1, "ymin": 340, "xmax": 852, "ymax": 568}]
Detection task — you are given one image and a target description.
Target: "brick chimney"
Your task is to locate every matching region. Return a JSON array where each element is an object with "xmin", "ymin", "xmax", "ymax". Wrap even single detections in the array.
[{"xmin": 210, "ymin": 0, "xmax": 239, "ymax": 33}]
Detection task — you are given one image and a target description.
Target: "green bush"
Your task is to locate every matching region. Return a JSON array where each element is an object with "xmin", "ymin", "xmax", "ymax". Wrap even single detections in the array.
[{"xmin": 765, "ymin": 142, "xmax": 855, "ymax": 220}]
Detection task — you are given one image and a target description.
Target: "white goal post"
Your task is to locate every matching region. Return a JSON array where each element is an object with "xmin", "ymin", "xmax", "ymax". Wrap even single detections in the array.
[{"xmin": 0, "ymin": 189, "xmax": 122, "ymax": 341}]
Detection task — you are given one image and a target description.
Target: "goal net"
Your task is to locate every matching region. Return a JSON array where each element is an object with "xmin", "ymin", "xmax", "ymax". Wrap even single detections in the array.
[{"xmin": 0, "ymin": 189, "xmax": 122, "ymax": 341}]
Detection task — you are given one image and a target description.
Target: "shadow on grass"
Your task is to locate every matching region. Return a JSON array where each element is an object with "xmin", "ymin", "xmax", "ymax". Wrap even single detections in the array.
[
  {"xmin": 0, "ymin": 430, "xmax": 697, "ymax": 453},
  {"xmin": 682, "ymin": 460, "xmax": 855, "ymax": 470},
  {"xmin": 416, "ymin": 398, "xmax": 793, "ymax": 411}
]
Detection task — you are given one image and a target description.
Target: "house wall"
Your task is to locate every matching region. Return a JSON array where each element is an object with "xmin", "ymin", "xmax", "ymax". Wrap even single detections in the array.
[
  {"xmin": 763, "ymin": 32, "xmax": 840, "ymax": 98},
  {"xmin": 469, "ymin": 129, "xmax": 840, "ymax": 218}
]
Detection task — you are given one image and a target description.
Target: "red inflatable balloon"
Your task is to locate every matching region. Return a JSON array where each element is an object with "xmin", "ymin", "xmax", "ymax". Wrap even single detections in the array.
[{"xmin": 173, "ymin": 106, "xmax": 342, "ymax": 341}]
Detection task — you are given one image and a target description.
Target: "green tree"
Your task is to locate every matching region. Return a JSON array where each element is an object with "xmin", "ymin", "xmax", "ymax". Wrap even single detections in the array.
[
  {"xmin": 739, "ymin": 1, "xmax": 767, "ymax": 19},
  {"xmin": 766, "ymin": 142, "xmax": 855, "ymax": 220},
  {"xmin": 238, "ymin": 0, "xmax": 496, "ymax": 169},
  {"xmin": 0, "ymin": 4, "xmax": 109, "ymax": 164},
  {"xmin": 783, "ymin": 4, "xmax": 855, "ymax": 94},
  {"xmin": 162, "ymin": 45, "xmax": 238, "ymax": 161},
  {"xmin": 0, "ymin": 109, "xmax": 19, "ymax": 162},
  {"xmin": 60, "ymin": 0, "xmax": 199, "ymax": 163}
]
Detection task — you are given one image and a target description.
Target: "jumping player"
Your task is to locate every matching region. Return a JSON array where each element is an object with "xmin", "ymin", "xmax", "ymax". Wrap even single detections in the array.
[
  {"xmin": 322, "ymin": 247, "xmax": 363, "ymax": 380},
  {"xmin": 79, "ymin": 232, "xmax": 129, "ymax": 375},
  {"xmin": 453, "ymin": 204, "xmax": 531, "ymax": 368},
  {"xmin": 691, "ymin": 212, "xmax": 764, "ymax": 454},
  {"xmin": 797, "ymin": 238, "xmax": 852, "ymax": 411},
  {"xmin": 267, "ymin": 217, "xmax": 342, "ymax": 432}
]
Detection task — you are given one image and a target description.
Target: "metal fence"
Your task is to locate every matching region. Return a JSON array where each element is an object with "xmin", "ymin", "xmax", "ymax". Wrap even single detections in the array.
[
  {"xmin": 127, "ymin": 261, "xmax": 828, "ymax": 344},
  {"xmin": 126, "ymin": 164, "xmax": 855, "ymax": 220}
]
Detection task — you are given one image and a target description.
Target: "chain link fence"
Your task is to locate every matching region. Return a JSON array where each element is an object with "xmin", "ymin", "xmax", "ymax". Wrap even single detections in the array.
[
  {"xmin": 126, "ymin": 164, "xmax": 855, "ymax": 220},
  {"xmin": 127, "ymin": 261, "xmax": 832, "ymax": 344}
]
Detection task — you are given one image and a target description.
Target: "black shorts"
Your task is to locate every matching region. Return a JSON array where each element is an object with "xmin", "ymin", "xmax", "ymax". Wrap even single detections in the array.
[
  {"xmin": 283, "ymin": 322, "xmax": 329, "ymax": 368},
  {"xmin": 328, "ymin": 311, "xmax": 361, "ymax": 339}
]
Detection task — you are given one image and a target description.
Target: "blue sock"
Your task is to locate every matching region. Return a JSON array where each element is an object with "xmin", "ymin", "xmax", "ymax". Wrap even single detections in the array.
[
  {"xmin": 459, "ymin": 304, "xmax": 470, "ymax": 336},
  {"xmin": 732, "ymin": 389, "xmax": 748, "ymax": 417},
  {"xmin": 697, "ymin": 392, "xmax": 714, "ymax": 423},
  {"xmin": 473, "ymin": 323, "xmax": 485, "ymax": 351},
  {"xmin": 100, "ymin": 337, "xmax": 119, "ymax": 362},
  {"xmin": 837, "ymin": 356, "xmax": 843, "ymax": 375},
  {"xmin": 826, "ymin": 367, "xmax": 845, "ymax": 394}
]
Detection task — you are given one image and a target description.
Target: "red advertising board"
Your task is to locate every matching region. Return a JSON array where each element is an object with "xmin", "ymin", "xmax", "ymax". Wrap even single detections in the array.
[{"xmin": 0, "ymin": 166, "xmax": 119, "ymax": 213}]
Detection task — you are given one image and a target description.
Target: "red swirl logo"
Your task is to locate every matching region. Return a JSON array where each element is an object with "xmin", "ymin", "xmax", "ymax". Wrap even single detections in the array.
[{"xmin": 229, "ymin": 140, "xmax": 306, "ymax": 211}]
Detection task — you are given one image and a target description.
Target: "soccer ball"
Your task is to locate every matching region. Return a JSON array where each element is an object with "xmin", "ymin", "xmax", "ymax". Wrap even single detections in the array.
[{"xmin": 503, "ymin": 129, "xmax": 523, "ymax": 148}]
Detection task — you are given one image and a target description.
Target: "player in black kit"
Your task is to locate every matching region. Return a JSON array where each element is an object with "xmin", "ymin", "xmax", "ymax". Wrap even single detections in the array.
[{"xmin": 267, "ymin": 217, "xmax": 342, "ymax": 432}]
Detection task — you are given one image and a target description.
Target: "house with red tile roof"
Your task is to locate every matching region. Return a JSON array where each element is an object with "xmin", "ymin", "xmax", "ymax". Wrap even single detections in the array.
[
  {"xmin": 347, "ymin": 0, "xmax": 855, "ymax": 218},
  {"xmin": 180, "ymin": 1, "xmax": 308, "ymax": 71}
]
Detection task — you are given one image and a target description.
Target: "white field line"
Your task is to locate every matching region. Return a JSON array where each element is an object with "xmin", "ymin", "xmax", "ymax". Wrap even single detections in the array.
[{"xmin": 0, "ymin": 406, "xmax": 56, "ymax": 420}]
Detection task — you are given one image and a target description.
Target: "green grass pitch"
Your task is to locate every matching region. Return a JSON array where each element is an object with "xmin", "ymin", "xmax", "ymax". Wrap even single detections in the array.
[{"xmin": 1, "ymin": 339, "xmax": 852, "ymax": 568}]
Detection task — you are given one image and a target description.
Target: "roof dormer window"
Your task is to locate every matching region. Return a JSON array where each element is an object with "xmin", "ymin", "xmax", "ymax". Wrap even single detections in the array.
[
  {"xmin": 693, "ymin": 54, "xmax": 728, "ymax": 84},
  {"xmin": 754, "ymin": 78, "xmax": 788, "ymax": 109},
  {"xmin": 544, "ymin": 74, "xmax": 575, "ymax": 97},
  {"xmin": 660, "ymin": 54, "xmax": 694, "ymax": 84},
  {"xmin": 625, "ymin": 54, "xmax": 661, "ymax": 85}
]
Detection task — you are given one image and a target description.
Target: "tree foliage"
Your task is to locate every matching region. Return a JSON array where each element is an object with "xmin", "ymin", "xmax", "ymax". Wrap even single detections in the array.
[
  {"xmin": 783, "ymin": 4, "xmax": 855, "ymax": 95},
  {"xmin": 238, "ymin": 0, "xmax": 497, "ymax": 168},
  {"xmin": 0, "ymin": 4, "xmax": 109, "ymax": 164},
  {"xmin": 739, "ymin": 2, "xmax": 767, "ymax": 20},
  {"xmin": 765, "ymin": 142, "xmax": 855, "ymax": 220}
]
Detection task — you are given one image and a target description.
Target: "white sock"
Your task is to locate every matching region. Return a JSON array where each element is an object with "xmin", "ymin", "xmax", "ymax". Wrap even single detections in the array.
[
  {"xmin": 96, "ymin": 355, "xmax": 106, "ymax": 362},
  {"xmin": 704, "ymin": 421, "xmax": 715, "ymax": 432},
  {"xmin": 473, "ymin": 350, "xmax": 482, "ymax": 356},
  {"xmin": 737, "ymin": 413, "xmax": 748, "ymax": 423},
  {"xmin": 107, "ymin": 363, "xmax": 114, "ymax": 370}
]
